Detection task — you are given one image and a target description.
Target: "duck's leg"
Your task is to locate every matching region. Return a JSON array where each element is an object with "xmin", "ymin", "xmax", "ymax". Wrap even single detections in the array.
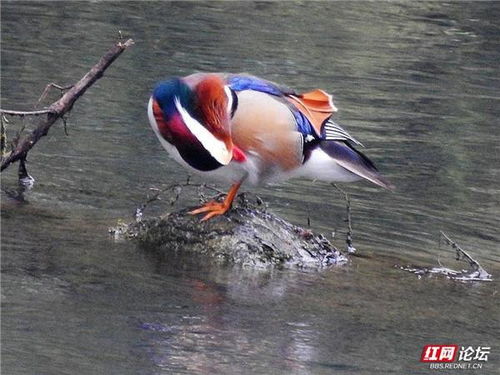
[{"xmin": 189, "ymin": 181, "xmax": 243, "ymax": 221}]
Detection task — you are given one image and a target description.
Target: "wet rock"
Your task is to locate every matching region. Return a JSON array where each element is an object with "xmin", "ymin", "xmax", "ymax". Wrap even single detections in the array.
[{"xmin": 114, "ymin": 196, "xmax": 346, "ymax": 269}]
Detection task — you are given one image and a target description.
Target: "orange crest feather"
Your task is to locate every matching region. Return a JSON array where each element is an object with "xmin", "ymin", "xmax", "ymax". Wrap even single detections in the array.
[{"xmin": 196, "ymin": 75, "xmax": 229, "ymax": 136}]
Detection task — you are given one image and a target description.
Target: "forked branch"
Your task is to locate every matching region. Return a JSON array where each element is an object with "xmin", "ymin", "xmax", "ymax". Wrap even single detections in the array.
[{"xmin": 0, "ymin": 38, "xmax": 134, "ymax": 172}]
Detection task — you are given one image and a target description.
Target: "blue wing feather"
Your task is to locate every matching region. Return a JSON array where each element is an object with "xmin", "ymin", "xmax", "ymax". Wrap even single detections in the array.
[
  {"xmin": 228, "ymin": 75, "xmax": 284, "ymax": 96},
  {"xmin": 292, "ymin": 110, "xmax": 315, "ymax": 138}
]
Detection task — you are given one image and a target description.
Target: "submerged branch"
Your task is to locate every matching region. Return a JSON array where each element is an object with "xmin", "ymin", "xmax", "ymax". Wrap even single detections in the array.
[
  {"xmin": 440, "ymin": 231, "xmax": 480, "ymax": 271},
  {"xmin": 398, "ymin": 231, "xmax": 492, "ymax": 282}
]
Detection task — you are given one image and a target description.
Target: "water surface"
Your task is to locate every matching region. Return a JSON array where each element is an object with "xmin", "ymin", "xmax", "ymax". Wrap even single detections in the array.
[{"xmin": 1, "ymin": 2, "xmax": 499, "ymax": 374}]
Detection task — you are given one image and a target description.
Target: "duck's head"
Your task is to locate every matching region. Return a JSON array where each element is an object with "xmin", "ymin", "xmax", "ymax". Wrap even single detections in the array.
[{"xmin": 148, "ymin": 74, "xmax": 235, "ymax": 171}]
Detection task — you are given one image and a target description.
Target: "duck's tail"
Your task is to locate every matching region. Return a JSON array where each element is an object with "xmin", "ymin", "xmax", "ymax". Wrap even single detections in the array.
[{"xmin": 319, "ymin": 140, "xmax": 395, "ymax": 191}]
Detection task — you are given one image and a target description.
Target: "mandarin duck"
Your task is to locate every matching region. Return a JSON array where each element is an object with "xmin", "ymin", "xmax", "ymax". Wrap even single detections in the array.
[{"xmin": 148, "ymin": 73, "xmax": 394, "ymax": 221}]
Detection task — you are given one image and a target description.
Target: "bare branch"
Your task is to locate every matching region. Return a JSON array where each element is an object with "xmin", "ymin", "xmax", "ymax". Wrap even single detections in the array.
[
  {"xmin": 1, "ymin": 38, "xmax": 134, "ymax": 172},
  {"xmin": 398, "ymin": 232, "xmax": 492, "ymax": 282}
]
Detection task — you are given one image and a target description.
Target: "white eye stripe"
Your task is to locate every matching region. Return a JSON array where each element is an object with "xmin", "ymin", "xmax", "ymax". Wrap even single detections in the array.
[
  {"xmin": 174, "ymin": 97, "xmax": 232, "ymax": 165},
  {"xmin": 224, "ymin": 85, "xmax": 233, "ymax": 114}
]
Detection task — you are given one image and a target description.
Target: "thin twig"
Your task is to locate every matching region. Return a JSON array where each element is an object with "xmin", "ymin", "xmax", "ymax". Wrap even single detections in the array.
[
  {"xmin": 1, "ymin": 115, "xmax": 7, "ymax": 158},
  {"xmin": 62, "ymin": 115, "xmax": 70, "ymax": 136},
  {"xmin": 10, "ymin": 123, "xmax": 26, "ymax": 151},
  {"xmin": 333, "ymin": 183, "xmax": 356, "ymax": 253},
  {"xmin": 134, "ymin": 177, "xmax": 226, "ymax": 221},
  {"xmin": 35, "ymin": 83, "xmax": 74, "ymax": 108},
  {"xmin": 440, "ymin": 231, "xmax": 480, "ymax": 271},
  {"xmin": 0, "ymin": 109, "xmax": 53, "ymax": 116},
  {"xmin": 18, "ymin": 157, "xmax": 34, "ymax": 188}
]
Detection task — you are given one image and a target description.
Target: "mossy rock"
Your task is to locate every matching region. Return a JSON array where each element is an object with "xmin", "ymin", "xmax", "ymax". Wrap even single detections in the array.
[{"xmin": 113, "ymin": 196, "xmax": 346, "ymax": 269}]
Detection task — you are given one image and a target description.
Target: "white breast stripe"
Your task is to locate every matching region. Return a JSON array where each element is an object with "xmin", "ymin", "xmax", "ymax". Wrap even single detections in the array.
[{"xmin": 174, "ymin": 97, "xmax": 232, "ymax": 165}]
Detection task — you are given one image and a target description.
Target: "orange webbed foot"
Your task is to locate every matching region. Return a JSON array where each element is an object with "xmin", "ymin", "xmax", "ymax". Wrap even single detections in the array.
[
  {"xmin": 188, "ymin": 181, "xmax": 242, "ymax": 222},
  {"xmin": 189, "ymin": 200, "xmax": 231, "ymax": 221}
]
